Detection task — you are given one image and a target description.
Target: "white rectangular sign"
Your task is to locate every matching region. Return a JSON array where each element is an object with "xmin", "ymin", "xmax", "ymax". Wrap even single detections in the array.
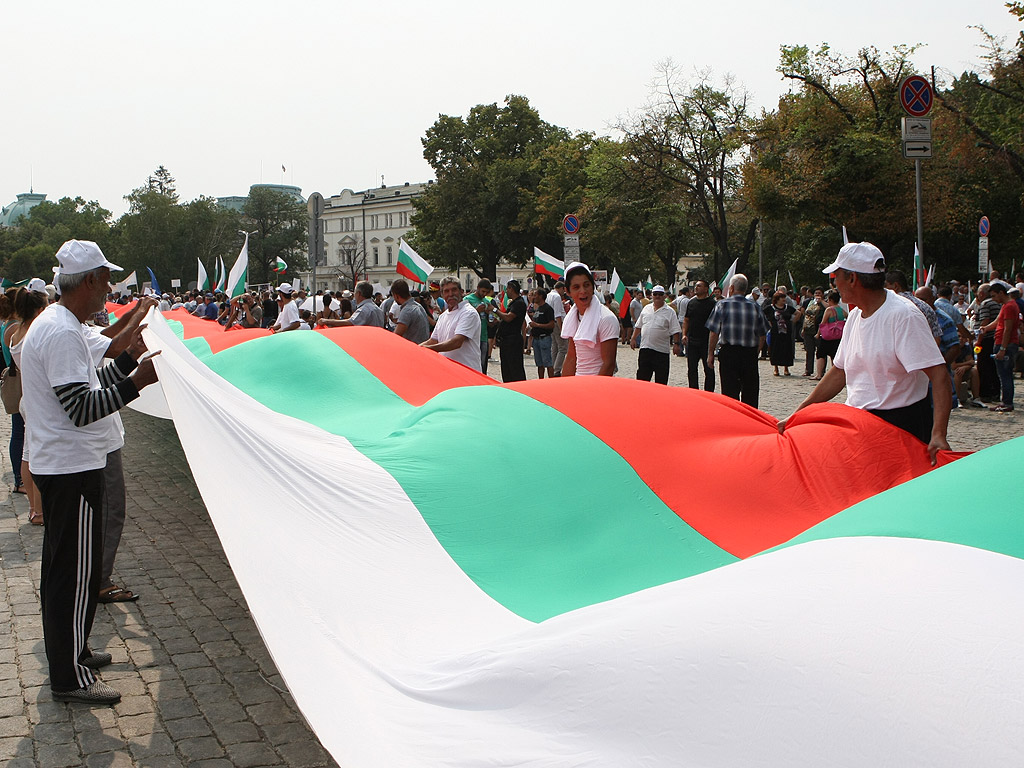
[
  {"xmin": 979, "ymin": 237, "xmax": 989, "ymax": 272},
  {"xmin": 902, "ymin": 141, "xmax": 932, "ymax": 159},
  {"xmin": 901, "ymin": 117, "xmax": 932, "ymax": 141}
]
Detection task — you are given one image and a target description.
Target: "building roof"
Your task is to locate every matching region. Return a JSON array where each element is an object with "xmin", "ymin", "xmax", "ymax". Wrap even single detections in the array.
[{"xmin": 0, "ymin": 192, "xmax": 47, "ymax": 227}]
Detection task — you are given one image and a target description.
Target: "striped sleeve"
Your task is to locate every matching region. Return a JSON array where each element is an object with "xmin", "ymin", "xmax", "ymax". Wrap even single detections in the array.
[
  {"xmin": 96, "ymin": 352, "xmax": 138, "ymax": 388},
  {"xmin": 53, "ymin": 378, "xmax": 140, "ymax": 428}
]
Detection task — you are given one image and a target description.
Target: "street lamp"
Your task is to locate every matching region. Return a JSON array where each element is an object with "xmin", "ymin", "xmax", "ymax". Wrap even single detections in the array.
[{"xmin": 361, "ymin": 192, "xmax": 375, "ymax": 283}]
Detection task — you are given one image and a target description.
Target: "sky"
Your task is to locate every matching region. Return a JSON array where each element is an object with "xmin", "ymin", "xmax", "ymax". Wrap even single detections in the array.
[{"xmin": 1, "ymin": 0, "xmax": 1020, "ymax": 219}]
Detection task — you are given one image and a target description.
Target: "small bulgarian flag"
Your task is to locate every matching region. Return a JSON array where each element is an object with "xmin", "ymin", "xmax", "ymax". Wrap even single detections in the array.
[
  {"xmin": 272, "ymin": 257, "xmax": 287, "ymax": 273},
  {"xmin": 397, "ymin": 238, "xmax": 433, "ymax": 284},
  {"xmin": 610, "ymin": 269, "xmax": 631, "ymax": 319},
  {"xmin": 0, "ymin": 277, "xmax": 30, "ymax": 290},
  {"xmin": 913, "ymin": 244, "xmax": 925, "ymax": 291},
  {"xmin": 534, "ymin": 247, "xmax": 564, "ymax": 278}
]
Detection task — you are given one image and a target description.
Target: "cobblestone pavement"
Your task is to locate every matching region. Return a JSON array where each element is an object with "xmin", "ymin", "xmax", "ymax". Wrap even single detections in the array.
[
  {"xmin": 0, "ymin": 408, "xmax": 338, "ymax": 768},
  {"xmin": 0, "ymin": 344, "xmax": 1018, "ymax": 767}
]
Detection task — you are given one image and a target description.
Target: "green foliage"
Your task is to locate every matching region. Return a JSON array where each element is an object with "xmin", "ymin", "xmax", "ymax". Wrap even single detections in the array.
[
  {"xmin": 411, "ymin": 95, "xmax": 569, "ymax": 279},
  {"xmin": 241, "ymin": 187, "xmax": 308, "ymax": 285},
  {"xmin": 619, "ymin": 64, "xmax": 751, "ymax": 277},
  {"xmin": 0, "ymin": 197, "xmax": 113, "ymax": 280},
  {"xmin": 111, "ymin": 168, "xmax": 251, "ymax": 290}
]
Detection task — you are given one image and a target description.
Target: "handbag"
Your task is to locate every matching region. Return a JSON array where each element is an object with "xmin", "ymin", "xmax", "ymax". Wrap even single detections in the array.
[
  {"xmin": 820, "ymin": 319, "xmax": 844, "ymax": 341},
  {"xmin": 1, "ymin": 360, "xmax": 22, "ymax": 414},
  {"xmin": 819, "ymin": 306, "xmax": 846, "ymax": 341}
]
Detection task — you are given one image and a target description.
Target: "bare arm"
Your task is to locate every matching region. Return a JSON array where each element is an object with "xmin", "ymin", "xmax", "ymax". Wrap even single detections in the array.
[
  {"xmin": 923, "ymin": 363, "xmax": 951, "ymax": 466},
  {"xmin": 778, "ymin": 365, "xmax": 847, "ymax": 433},
  {"xmin": 598, "ymin": 338, "xmax": 617, "ymax": 376},
  {"xmin": 421, "ymin": 334, "xmax": 468, "ymax": 353},
  {"xmin": 562, "ymin": 339, "xmax": 578, "ymax": 377}
]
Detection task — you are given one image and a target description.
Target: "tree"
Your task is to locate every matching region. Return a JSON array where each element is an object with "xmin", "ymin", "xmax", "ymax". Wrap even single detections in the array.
[
  {"xmin": 0, "ymin": 197, "xmax": 112, "ymax": 280},
  {"xmin": 242, "ymin": 186, "xmax": 307, "ymax": 286},
  {"xmin": 411, "ymin": 95, "xmax": 569, "ymax": 280},
  {"xmin": 620, "ymin": 64, "xmax": 750, "ymax": 278},
  {"xmin": 111, "ymin": 171, "xmax": 188, "ymax": 286}
]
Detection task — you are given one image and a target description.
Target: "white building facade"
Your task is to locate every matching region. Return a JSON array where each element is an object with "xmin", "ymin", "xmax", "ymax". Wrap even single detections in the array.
[{"xmin": 306, "ymin": 181, "xmax": 546, "ymax": 295}]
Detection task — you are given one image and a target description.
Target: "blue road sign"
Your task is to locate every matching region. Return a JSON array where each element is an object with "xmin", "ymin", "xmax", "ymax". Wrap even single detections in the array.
[
  {"xmin": 900, "ymin": 76, "xmax": 933, "ymax": 118},
  {"xmin": 562, "ymin": 214, "xmax": 580, "ymax": 234},
  {"xmin": 979, "ymin": 216, "xmax": 991, "ymax": 237}
]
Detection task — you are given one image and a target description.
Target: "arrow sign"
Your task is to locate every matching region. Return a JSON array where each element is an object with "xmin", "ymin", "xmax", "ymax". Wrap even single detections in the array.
[{"xmin": 902, "ymin": 141, "xmax": 932, "ymax": 159}]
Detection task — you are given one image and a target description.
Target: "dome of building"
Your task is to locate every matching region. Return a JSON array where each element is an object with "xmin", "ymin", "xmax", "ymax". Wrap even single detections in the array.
[{"xmin": 0, "ymin": 192, "xmax": 47, "ymax": 227}]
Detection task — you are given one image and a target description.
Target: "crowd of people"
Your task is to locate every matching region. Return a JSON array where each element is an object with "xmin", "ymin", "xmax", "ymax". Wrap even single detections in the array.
[{"xmin": 0, "ymin": 236, "xmax": 1018, "ymax": 710}]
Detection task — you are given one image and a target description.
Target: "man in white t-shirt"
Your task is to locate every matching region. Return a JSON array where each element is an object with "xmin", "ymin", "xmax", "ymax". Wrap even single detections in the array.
[
  {"xmin": 270, "ymin": 283, "xmax": 300, "ymax": 333},
  {"xmin": 779, "ymin": 242, "xmax": 950, "ymax": 465},
  {"xmin": 631, "ymin": 285, "xmax": 681, "ymax": 384},
  {"xmin": 21, "ymin": 240, "xmax": 160, "ymax": 705},
  {"xmin": 421, "ymin": 277, "xmax": 483, "ymax": 372}
]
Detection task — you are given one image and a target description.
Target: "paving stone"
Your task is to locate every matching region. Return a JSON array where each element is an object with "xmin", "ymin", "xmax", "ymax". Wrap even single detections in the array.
[
  {"xmin": 35, "ymin": 742, "xmax": 82, "ymax": 767},
  {"xmin": 0, "ymin": 714, "xmax": 30, "ymax": 738},
  {"xmin": 178, "ymin": 735, "xmax": 226, "ymax": 761},
  {"xmin": 0, "ymin": 734, "xmax": 33, "ymax": 760},
  {"xmin": 84, "ymin": 751, "xmax": 135, "ymax": 768},
  {"xmin": 77, "ymin": 726, "xmax": 126, "ymax": 755},
  {"xmin": 224, "ymin": 740, "xmax": 281, "ymax": 768}
]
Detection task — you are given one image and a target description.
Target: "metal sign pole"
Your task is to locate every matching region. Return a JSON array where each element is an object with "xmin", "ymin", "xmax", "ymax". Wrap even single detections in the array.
[{"xmin": 915, "ymin": 159, "xmax": 924, "ymax": 263}]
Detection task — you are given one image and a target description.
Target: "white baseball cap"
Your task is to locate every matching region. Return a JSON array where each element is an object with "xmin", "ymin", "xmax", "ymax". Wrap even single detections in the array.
[
  {"xmin": 822, "ymin": 242, "xmax": 886, "ymax": 275},
  {"xmin": 53, "ymin": 240, "xmax": 122, "ymax": 276},
  {"xmin": 26, "ymin": 277, "xmax": 48, "ymax": 295},
  {"xmin": 276, "ymin": 282, "xmax": 294, "ymax": 295},
  {"xmin": 651, "ymin": 285, "xmax": 666, "ymax": 294},
  {"xmin": 564, "ymin": 262, "xmax": 593, "ymax": 282}
]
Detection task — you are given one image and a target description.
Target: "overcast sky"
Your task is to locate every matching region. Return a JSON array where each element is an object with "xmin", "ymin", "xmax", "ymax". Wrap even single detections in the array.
[{"xmin": 1, "ymin": 0, "xmax": 1019, "ymax": 218}]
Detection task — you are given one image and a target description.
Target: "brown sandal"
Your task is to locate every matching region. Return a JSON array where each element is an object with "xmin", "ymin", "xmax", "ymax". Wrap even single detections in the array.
[
  {"xmin": 98, "ymin": 586, "xmax": 139, "ymax": 603},
  {"xmin": 29, "ymin": 510, "xmax": 43, "ymax": 526}
]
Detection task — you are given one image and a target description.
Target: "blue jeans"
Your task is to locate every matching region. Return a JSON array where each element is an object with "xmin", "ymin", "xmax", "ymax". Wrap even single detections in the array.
[
  {"xmin": 9, "ymin": 413, "xmax": 23, "ymax": 487},
  {"xmin": 994, "ymin": 344, "xmax": 1018, "ymax": 408}
]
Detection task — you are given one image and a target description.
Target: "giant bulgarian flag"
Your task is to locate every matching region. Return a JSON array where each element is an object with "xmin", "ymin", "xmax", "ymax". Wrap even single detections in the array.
[
  {"xmin": 609, "ymin": 268, "xmax": 631, "ymax": 318},
  {"xmin": 113, "ymin": 302, "xmax": 1024, "ymax": 767},
  {"xmin": 396, "ymin": 238, "xmax": 432, "ymax": 284},
  {"xmin": 533, "ymin": 247, "xmax": 564, "ymax": 278}
]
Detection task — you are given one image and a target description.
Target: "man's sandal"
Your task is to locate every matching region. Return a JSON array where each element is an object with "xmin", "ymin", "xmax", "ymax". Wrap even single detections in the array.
[{"xmin": 98, "ymin": 586, "xmax": 139, "ymax": 603}]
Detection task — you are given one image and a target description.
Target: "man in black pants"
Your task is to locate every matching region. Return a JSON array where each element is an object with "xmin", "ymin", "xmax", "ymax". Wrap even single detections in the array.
[
  {"xmin": 683, "ymin": 280, "xmax": 717, "ymax": 392},
  {"xmin": 21, "ymin": 240, "xmax": 161, "ymax": 705},
  {"xmin": 705, "ymin": 274, "xmax": 768, "ymax": 407},
  {"xmin": 492, "ymin": 280, "xmax": 528, "ymax": 383}
]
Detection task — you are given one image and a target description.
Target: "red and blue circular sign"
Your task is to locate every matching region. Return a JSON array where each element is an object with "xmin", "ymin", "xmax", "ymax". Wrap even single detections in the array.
[
  {"xmin": 899, "ymin": 76, "xmax": 933, "ymax": 117},
  {"xmin": 562, "ymin": 214, "xmax": 580, "ymax": 234},
  {"xmin": 979, "ymin": 216, "xmax": 991, "ymax": 237}
]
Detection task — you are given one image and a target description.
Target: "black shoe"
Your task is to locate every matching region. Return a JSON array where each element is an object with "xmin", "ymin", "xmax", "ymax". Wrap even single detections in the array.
[
  {"xmin": 52, "ymin": 680, "xmax": 121, "ymax": 704},
  {"xmin": 82, "ymin": 652, "xmax": 112, "ymax": 670}
]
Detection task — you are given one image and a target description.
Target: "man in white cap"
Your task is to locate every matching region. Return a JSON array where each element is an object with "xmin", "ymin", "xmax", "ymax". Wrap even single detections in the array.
[
  {"xmin": 778, "ymin": 242, "xmax": 951, "ymax": 465},
  {"xmin": 270, "ymin": 283, "xmax": 300, "ymax": 333},
  {"xmin": 630, "ymin": 285, "xmax": 681, "ymax": 384},
  {"xmin": 21, "ymin": 240, "xmax": 160, "ymax": 704}
]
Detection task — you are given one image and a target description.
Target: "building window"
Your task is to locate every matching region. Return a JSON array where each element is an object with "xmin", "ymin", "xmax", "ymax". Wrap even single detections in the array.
[
  {"xmin": 373, "ymin": 246, "xmax": 379, "ymax": 265},
  {"xmin": 386, "ymin": 245, "xmax": 393, "ymax": 265}
]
